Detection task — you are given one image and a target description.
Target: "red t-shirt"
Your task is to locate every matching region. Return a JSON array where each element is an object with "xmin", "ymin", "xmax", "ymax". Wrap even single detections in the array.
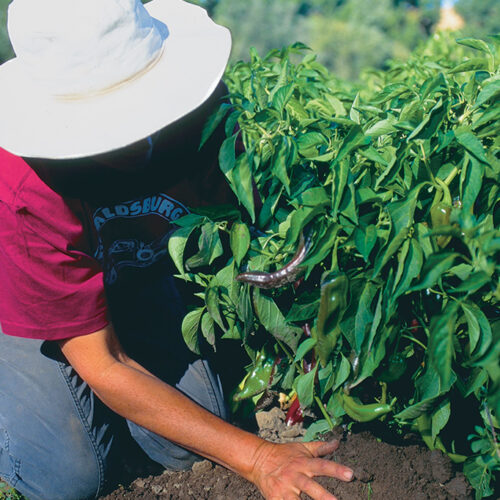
[{"xmin": 0, "ymin": 148, "xmax": 109, "ymax": 340}]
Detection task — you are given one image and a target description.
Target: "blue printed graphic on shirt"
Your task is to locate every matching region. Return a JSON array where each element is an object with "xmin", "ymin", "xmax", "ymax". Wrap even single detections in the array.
[{"xmin": 92, "ymin": 193, "xmax": 189, "ymax": 285}]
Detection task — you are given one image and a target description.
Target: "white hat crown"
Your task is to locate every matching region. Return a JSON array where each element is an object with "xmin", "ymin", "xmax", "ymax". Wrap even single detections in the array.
[{"xmin": 7, "ymin": 0, "xmax": 168, "ymax": 96}]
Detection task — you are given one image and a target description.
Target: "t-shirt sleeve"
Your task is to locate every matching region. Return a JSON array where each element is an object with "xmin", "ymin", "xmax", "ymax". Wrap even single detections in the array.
[{"xmin": 0, "ymin": 178, "xmax": 109, "ymax": 340}]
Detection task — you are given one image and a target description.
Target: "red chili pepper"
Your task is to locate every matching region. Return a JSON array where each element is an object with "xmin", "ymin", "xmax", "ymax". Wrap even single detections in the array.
[
  {"xmin": 285, "ymin": 395, "xmax": 304, "ymax": 426},
  {"xmin": 410, "ymin": 318, "xmax": 419, "ymax": 334}
]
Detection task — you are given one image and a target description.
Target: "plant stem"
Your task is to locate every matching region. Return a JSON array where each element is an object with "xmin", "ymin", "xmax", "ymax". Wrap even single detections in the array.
[
  {"xmin": 484, "ymin": 403, "xmax": 500, "ymax": 460},
  {"xmin": 420, "ymin": 142, "xmax": 435, "ymax": 182},
  {"xmin": 444, "ymin": 166, "xmax": 459, "ymax": 187},
  {"xmin": 401, "ymin": 334, "xmax": 427, "ymax": 351},
  {"xmin": 315, "ymin": 396, "xmax": 335, "ymax": 430}
]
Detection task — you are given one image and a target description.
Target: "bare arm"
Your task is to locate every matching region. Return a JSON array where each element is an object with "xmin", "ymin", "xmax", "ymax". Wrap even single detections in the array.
[{"xmin": 59, "ymin": 326, "xmax": 353, "ymax": 500}]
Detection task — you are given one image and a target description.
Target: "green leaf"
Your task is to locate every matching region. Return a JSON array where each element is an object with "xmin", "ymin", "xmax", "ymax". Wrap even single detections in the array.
[
  {"xmin": 200, "ymin": 103, "xmax": 231, "ymax": 149},
  {"xmin": 301, "ymin": 224, "xmax": 340, "ymax": 271},
  {"xmin": 473, "ymin": 105, "xmax": 500, "ymax": 129},
  {"xmin": 206, "ymin": 283, "xmax": 226, "ymax": 333},
  {"xmin": 185, "ymin": 223, "xmax": 223, "ymax": 269},
  {"xmin": 286, "ymin": 294, "xmax": 320, "ymax": 322},
  {"xmin": 356, "ymin": 290, "xmax": 386, "ymax": 384},
  {"xmin": 427, "ymin": 302, "xmax": 459, "ymax": 391},
  {"xmin": 395, "ymin": 399, "xmax": 437, "ymax": 421},
  {"xmin": 269, "ymin": 59, "xmax": 289, "ymax": 102},
  {"xmin": 349, "ymin": 93, "xmax": 361, "ymax": 124},
  {"xmin": 332, "ymin": 353, "xmax": 351, "ymax": 393},
  {"xmin": 474, "ymin": 78, "xmax": 500, "ymax": 107},
  {"xmin": 201, "ymin": 312, "xmax": 215, "ymax": 347},
  {"xmin": 358, "ymin": 146, "xmax": 389, "ymax": 166},
  {"xmin": 297, "ymin": 131, "xmax": 328, "ymax": 157},
  {"xmin": 294, "ymin": 338, "xmax": 317, "ymax": 363},
  {"xmin": 331, "ymin": 158, "xmax": 349, "ymax": 222},
  {"xmin": 253, "ymin": 289, "xmax": 301, "ymax": 351},
  {"xmin": 228, "ymin": 154, "xmax": 255, "ymax": 222},
  {"xmin": 431, "ymin": 399, "xmax": 451, "ymax": 441},
  {"xmin": 392, "ymin": 238, "xmax": 424, "ymax": 301},
  {"xmin": 219, "ymin": 133, "xmax": 238, "ymax": 174},
  {"xmin": 456, "ymin": 38, "xmax": 494, "ymax": 55},
  {"xmin": 296, "ymin": 366, "xmax": 318, "ymax": 408},
  {"xmin": 460, "ymin": 155, "xmax": 485, "ymax": 213},
  {"xmin": 172, "ymin": 213, "xmax": 206, "ymax": 228},
  {"xmin": 448, "ymin": 58, "xmax": 489, "ymax": 74},
  {"xmin": 365, "ymin": 116, "xmax": 398, "ymax": 138},
  {"xmin": 230, "ymin": 222, "xmax": 251, "ymax": 267},
  {"xmin": 296, "ymin": 187, "xmax": 330, "ymax": 207},
  {"xmin": 407, "ymin": 98, "xmax": 445, "ymax": 141},
  {"xmin": 168, "ymin": 225, "xmax": 197, "ymax": 276},
  {"xmin": 372, "ymin": 227, "xmax": 408, "ymax": 278},
  {"xmin": 181, "ymin": 307, "xmax": 204, "ymax": 354},
  {"xmin": 455, "ymin": 127, "xmax": 489, "ymax": 164},
  {"xmin": 415, "ymin": 362, "xmax": 457, "ymax": 404},
  {"xmin": 272, "ymin": 83, "xmax": 295, "ymax": 114},
  {"xmin": 258, "ymin": 184, "xmax": 283, "ymax": 227},
  {"xmin": 461, "ymin": 302, "xmax": 493, "ymax": 359},
  {"xmin": 354, "ymin": 225, "xmax": 377, "ymax": 262},
  {"xmin": 452, "ymin": 271, "xmax": 491, "ymax": 294},
  {"xmin": 285, "ymin": 205, "xmax": 323, "ymax": 246},
  {"xmin": 331, "ymin": 125, "xmax": 370, "ymax": 167},
  {"xmin": 272, "ymin": 137, "xmax": 292, "ymax": 194},
  {"xmin": 237, "ymin": 283, "xmax": 254, "ymax": 341},
  {"xmin": 463, "ymin": 457, "xmax": 494, "ymax": 499},
  {"xmin": 387, "ymin": 184, "xmax": 423, "ymax": 235},
  {"xmin": 408, "ymin": 253, "xmax": 457, "ymax": 292},
  {"xmin": 303, "ymin": 420, "xmax": 331, "ymax": 442},
  {"xmin": 354, "ymin": 281, "xmax": 378, "ymax": 354}
]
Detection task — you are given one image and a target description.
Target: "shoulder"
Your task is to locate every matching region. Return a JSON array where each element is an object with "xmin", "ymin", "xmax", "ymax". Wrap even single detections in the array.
[
  {"xmin": 0, "ymin": 147, "xmax": 33, "ymax": 207},
  {"xmin": 0, "ymin": 148, "xmax": 92, "ymax": 251}
]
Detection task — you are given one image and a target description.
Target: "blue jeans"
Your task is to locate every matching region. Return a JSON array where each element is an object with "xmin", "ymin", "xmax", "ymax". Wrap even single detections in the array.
[{"xmin": 0, "ymin": 329, "xmax": 228, "ymax": 500}]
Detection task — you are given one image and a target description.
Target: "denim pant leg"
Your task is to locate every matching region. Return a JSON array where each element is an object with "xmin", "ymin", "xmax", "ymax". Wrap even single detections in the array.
[
  {"xmin": 0, "ymin": 328, "xmax": 228, "ymax": 500},
  {"xmin": 126, "ymin": 357, "xmax": 228, "ymax": 470},
  {"xmin": 0, "ymin": 330, "xmax": 120, "ymax": 500}
]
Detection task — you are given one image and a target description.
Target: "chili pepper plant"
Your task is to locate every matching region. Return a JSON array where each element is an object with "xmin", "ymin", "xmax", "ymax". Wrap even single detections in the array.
[{"xmin": 169, "ymin": 33, "xmax": 500, "ymax": 498}]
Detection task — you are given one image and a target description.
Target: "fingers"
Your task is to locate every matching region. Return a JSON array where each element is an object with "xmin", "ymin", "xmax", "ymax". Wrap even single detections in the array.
[
  {"xmin": 301, "ymin": 441, "xmax": 354, "ymax": 483},
  {"xmin": 305, "ymin": 439, "xmax": 340, "ymax": 457},
  {"xmin": 306, "ymin": 457, "xmax": 354, "ymax": 482},
  {"xmin": 300, "ymin": 477, "xmax": 338, "ymax": 500}
]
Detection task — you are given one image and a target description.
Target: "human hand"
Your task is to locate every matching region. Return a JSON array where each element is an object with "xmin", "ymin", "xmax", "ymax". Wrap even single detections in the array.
[{"xmin": 248, "ymin": 439, "xmax": 353, "ymax": 500}]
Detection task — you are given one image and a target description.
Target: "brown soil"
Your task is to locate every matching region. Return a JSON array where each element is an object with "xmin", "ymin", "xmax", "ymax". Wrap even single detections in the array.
[{"xmin": 100, "ymin": 408, "xmax": 473, "ymax": 500}]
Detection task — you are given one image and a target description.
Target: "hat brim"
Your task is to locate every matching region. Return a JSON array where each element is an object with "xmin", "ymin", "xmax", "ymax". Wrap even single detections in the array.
[{"xmin": 0, "ymin": 0, "xmax": 232, "ymax": 159}]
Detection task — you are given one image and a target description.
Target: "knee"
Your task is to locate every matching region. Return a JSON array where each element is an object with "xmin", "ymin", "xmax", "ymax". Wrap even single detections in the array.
[{"xmin": 0, "ymin": 425, "xmax": 109, "ymax": 500}]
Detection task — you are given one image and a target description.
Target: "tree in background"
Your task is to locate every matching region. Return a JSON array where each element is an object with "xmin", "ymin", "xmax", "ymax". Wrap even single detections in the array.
[
  {"xmin": 208, "ymin": 0, "xmax": 439, "ymax": 81},
  {"xmin": 308, "ymin": 0, "xmax": 439, "ymax": 80},
  {"xmin": 0, "ymin": 0, "xmax": 13, "ymax": 63},
  {"xmin": 455, "ymin": 0, "xmax": 500, "ymax": 39},
  {"xmin": 212, "ymin": 0, "xmax": 308, "ymax": 65}
]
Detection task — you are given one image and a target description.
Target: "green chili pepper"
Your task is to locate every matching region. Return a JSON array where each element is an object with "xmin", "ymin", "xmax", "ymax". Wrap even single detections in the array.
[
  {"xmin": 312, "ymin": 271, "xmax": 349, "ymax": 367},
  {"xmin": 233, "ymin": 351, "xmax": 276, "ymax": 401},
  {"xmin": 430, "ymin": 203, "xmax": 452, "ymax": 248},
  {"xmin": 341, "ymin": 393, "xmax": 393, "ymax": 422}
]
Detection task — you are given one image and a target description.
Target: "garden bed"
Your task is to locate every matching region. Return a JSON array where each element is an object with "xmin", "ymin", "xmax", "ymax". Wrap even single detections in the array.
[{"xmin": 100, "ymin": 408, "xmax": 473, "ymax": 500}]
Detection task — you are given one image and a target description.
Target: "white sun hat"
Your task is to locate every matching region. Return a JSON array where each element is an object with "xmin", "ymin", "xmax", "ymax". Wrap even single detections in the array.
[{"xmin": 0, "ymin": 0, "xmax": 232, "ymax": 159}]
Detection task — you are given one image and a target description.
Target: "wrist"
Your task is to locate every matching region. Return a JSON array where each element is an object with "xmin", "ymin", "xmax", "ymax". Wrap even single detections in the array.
[{"xmin": 245, "ymin": 438, "xmax": 276, "ymax": 484}]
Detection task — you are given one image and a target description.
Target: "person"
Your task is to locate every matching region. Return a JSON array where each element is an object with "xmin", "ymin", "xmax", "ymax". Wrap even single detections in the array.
[{"xmin": 0, "ymin": 1, "xmax": 354, "ymax": 499}]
